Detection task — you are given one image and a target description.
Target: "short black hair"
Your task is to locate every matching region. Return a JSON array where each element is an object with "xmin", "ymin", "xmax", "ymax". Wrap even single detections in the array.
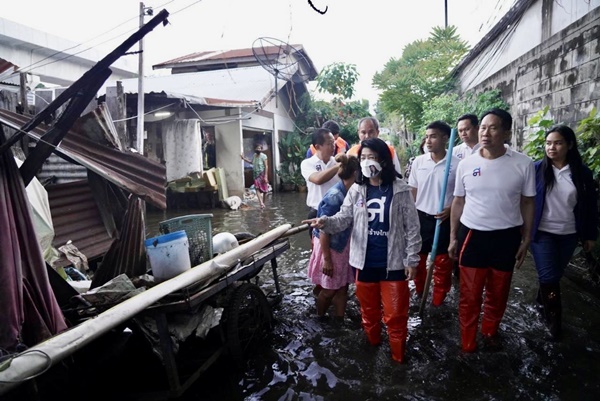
[
  {"xmin": 480, "ymin": 108, "xmax": 512, "ymax": 131},
  {"xmin": 322, "ymin": 120, "xmax": 340, "ymax": 135},
  {"xmin": 425, "ymin": 120, "xmax": 451, "ymax": 137},
  {"xmin": 457, "ymin": 114, "xmax": 478, "ymax": 127},
  {"xmin": 312, "ymin": 128, "xmax": 332, "ymax": 146}
]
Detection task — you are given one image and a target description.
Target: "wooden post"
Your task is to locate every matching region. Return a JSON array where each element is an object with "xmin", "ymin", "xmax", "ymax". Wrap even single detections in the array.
[{"xmin": 18, "ymin": 72, "xmax": 29, "ymax": 155}]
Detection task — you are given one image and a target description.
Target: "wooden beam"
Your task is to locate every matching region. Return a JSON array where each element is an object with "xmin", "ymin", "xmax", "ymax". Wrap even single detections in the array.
[{"xmin": 0, "ymin": 9, "xmax": 170, "ymax": 156}]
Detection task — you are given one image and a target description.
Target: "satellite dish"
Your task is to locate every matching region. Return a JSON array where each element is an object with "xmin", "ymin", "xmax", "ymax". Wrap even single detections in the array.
[{"xmin": 252, "ymin": 37, "xmax": 311, "ymax": 106}]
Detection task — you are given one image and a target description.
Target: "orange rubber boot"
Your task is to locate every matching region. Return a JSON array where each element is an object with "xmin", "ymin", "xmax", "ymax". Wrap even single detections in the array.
[
  {"xmin": 432, "ymin": 254, "xmax": 454, "ymax": 306},
  {"xmin": 381, "ymin": 280, "xmax": 409, "ymax": 363},
  {"xmin": 413, "ymin": 253, "xmax": 428, "ymax": 296},
  {"xmin": 355, "ymin": 281, "xmax": 382, "ymax": 345},
  {"xmin": 459, "ymin": 266, "xmax": 488, "ymax": 352},
  {"xmin": 481, "ymin": 268, "xmax": 513, "ymax": 338}
]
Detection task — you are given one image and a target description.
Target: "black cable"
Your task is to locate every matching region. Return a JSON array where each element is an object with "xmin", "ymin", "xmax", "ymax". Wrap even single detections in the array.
[{"xmin": 9, "ymin": 0, "xmax": 178, "ymax": 78}]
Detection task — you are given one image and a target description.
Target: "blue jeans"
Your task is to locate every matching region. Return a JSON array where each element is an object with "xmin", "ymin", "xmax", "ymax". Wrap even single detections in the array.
[{"xmin": 530, "ymin": 231, "xmax": 578, "ymax": 284}]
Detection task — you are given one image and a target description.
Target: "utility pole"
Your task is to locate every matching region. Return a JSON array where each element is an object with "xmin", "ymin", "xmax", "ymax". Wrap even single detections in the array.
[
  {"xmin": 444, "ymin": 0, "xmax": 448, "ymax": 27},
  {"xmin": 137, "ymin": 2, "xmax": 150, "ymax": 154}
]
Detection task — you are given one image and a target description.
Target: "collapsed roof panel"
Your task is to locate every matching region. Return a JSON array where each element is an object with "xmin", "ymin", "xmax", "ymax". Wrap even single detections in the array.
[{"xmin": 0, "ymin": 108, "xmax": 167, "ymax": 209}]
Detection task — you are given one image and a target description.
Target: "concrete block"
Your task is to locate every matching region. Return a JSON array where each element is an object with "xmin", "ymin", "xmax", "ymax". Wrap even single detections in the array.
[{"xmin": 552, "ymin": 88, "xmax": 571, "ymax": 106}]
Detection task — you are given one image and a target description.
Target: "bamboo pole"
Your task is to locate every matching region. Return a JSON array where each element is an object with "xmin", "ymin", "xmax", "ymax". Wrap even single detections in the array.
[{"xmin": 418, "ymin": 128, "xmax": 457, "ymax": 318}]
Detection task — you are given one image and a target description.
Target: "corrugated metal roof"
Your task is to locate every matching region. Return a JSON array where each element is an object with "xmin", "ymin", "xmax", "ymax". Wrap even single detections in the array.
[
  {"xmin": 154, "ymin": 44, "xmax": 304, "ymax": 67},
  {"xmin": 47, "ymin": 180, "xmax": 114, "ymax": 267},
  {"xmin": 0, "ymin": 108, "xmax": 167, "ymax": 209},
  {"xmin": 106, "ymin": 66, "xmax": 276, "ymax": 107}
]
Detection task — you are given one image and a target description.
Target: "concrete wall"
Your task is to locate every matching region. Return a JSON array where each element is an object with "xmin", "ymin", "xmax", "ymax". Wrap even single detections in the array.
[{"xmin": 456, "ymin": 1, "xmax": 600, "ymax": 148}]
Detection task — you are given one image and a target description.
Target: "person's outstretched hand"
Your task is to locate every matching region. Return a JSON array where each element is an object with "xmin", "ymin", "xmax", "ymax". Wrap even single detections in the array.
[{"xmin": 302, "ymin": 218, "xmax": 324, "ymax": 229}]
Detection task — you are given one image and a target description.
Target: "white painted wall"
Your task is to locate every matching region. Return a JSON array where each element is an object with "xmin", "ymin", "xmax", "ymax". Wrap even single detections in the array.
[
  {"xmin": 551, "ymin": 0, "xmax": 600, "ymax": 35},
  {"xmin": 0, "ymin": 17, "xmax": 136, "ymax": 87},
  {"xmin": 456, "ymin": 0, "xmax": 600, "ymax": 93},
  {"xmin": 458, "ymin": 1, "xmax": 543, "ymax": 91}
]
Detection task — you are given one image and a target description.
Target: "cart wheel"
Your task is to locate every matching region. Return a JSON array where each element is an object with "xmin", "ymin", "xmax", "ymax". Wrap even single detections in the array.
[{"xmin": 226, "ymin": 283, "xmax": 272, "ymax": 366}]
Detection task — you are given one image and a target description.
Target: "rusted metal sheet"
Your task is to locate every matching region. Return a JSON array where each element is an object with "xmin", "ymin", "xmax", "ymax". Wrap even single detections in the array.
[
  {"xmin": 47, "ymin": 180, "xmax": 114, "ymax": 268},
  {"xmin": 0, "ymin": 108, "xmax": 167, "ymax": 209},
  {"xmin": 90, "ymin": 195, "xmax": 147, "ymax": 289},
  {"xmin": 0, "ymin": 58, "xmax": 18, "ymax": 82},
  {"xmin": 72, "ymin": 103, "xmax": 125, "ymax": 150}
]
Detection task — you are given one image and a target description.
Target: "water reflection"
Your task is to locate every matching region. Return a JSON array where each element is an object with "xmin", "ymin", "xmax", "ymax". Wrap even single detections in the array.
[{"xmin": 148, "ymin": 192, "xmax": 600, "ymax": 401}]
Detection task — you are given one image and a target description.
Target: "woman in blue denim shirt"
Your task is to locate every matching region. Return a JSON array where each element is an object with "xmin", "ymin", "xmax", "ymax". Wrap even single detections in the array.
[
  {"xmin": 531, "ymin": 125, "xmax": 598, "ymax": 340},
  {"xmin": 307, "ymin": 153, "xmax": 359, "ymax": 318}
]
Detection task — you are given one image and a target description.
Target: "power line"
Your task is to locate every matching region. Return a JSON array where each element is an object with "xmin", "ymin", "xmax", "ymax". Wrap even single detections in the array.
[{"xmin": 7, "ymin": 0, "xmax": 183, "ymax": 79}]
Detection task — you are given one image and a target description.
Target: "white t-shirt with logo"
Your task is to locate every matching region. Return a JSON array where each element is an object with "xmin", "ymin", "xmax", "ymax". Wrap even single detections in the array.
[
  {"xmin": 408, "ymin": 152, "xmax": 459, "ymax": 215},
  {"xmin": 453, "ymin": 147, "xmax": 536, "ymax": 231},
  {"xmin": 300, "ymin": 155, "xmax": 340, "ymax": 209},
  {"xmin": 452, "ymin": 142, "xmax": 481, "ymax": 160}
]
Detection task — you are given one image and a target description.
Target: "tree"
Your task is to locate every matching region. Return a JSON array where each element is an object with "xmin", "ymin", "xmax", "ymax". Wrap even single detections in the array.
[
  {"xmin": 373, "ymin": 26, "xmax": 469, "ymax": 133},
  {"xmin": 294, "ymin": 94, "xmax": 369, "ymax": 146},
  {"xmin": 315, "ymin": 62, "xmax": 359, "ymax": 100},
  {"xmin": 420, "ymin": 89, "xmax": 509, "ymax": 133}
]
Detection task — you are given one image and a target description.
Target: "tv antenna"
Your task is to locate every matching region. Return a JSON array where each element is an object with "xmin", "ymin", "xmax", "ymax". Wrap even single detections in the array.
[{"xmin": 252, "ymin": 37, "xmax": 311, "ymax": 107}]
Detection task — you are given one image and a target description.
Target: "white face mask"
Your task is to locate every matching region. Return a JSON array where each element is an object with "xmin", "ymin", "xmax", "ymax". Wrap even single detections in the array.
[{"xmin": 360, "ymin": 159, "xmax": 382, "ymax": 178}]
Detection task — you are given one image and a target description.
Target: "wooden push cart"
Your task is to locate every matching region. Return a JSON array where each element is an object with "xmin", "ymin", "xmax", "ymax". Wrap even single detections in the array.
[{"xmin": 130, "ymin": 235, "xmax": 290, "ymax": 400}]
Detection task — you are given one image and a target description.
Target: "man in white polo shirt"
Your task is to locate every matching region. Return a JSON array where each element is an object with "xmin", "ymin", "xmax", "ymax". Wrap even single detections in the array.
[
  {"xmin": 453, "ymin": 114, "xmax": 480, "ymax": 160},
  {"xmin": 408, "ymin": 121, "xmax": 459, "ymax": 306},
  {"xmin": 348, "ymin": 117, "xmax": 403, "ymax": 177},
  {"xmin": 301, "ymin": 128, "xmax": 340, "ymax": 231},
  {"xmin": 449, "ymin": 108, "xmax": 535, "ymax": 353}
]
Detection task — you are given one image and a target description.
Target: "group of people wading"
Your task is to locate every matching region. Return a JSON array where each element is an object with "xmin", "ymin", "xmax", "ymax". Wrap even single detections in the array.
[{"xmin": 302, "ymin": 110, "xmax": 598, "ymax": 363}]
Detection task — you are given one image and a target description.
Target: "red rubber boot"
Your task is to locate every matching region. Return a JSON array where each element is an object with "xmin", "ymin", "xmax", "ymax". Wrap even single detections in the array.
[
  {"xmin": 459, "ymin": 266, "xmax": 488, "ymax": 352},
  {"xmin": 413, "ymin": 253, "xmax": 428, "ymax": 296},
  {"xmin": 432, "ymin": 254, "xmax": 454, "ymax": 306},
  {"xmin": 355, "ymin": 281, "xmax": 382, "ymax": 345},
  {"xmin": 481, "ymin": 268, "xmax": 513, "ymax": 339},
  {"xmin": 381, "ymin": 280, "xmax": 410, "ymax": 363}
]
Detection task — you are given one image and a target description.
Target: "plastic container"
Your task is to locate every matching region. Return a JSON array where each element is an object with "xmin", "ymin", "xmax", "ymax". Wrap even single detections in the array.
[
  {"xmin": 159, "ymin": 214, "xmax": 213, "ymax": 266},
  {"xmin": 145, "ymin": 230, "xmax": 191, "ymax": 282}
]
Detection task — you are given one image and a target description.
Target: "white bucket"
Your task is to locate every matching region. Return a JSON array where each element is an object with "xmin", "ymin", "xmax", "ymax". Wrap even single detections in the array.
[{"xmin": 145, "ymin": 230, "xmax": 191, "ymax": 282}]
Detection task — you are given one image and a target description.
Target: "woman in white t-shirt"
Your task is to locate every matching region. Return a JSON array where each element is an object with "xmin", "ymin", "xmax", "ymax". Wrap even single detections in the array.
[{"xmin": 531, "ymin": 125, "xmax": 598, "ymax": 341}]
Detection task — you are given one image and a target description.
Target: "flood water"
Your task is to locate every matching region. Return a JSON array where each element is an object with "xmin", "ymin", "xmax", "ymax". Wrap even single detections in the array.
[{"xmin": 147, "ymin": 191, "xmax": 600, "ymax": 401}]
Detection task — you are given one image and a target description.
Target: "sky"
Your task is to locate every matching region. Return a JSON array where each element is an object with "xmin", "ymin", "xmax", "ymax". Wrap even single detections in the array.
[{"xmin": 2, "ymin": 0, "xmax": 514, "ymax": 108}]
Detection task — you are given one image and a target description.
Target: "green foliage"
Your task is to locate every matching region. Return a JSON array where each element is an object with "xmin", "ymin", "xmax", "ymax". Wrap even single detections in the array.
[
  {"xmin": 523, "ymin": 106, "xmax": 554, "ymax": 161},
  {"xmin": 373, "ymin": 26, "xmax": 469, "ymax": 133},
  {"xmin": 413, "ymin": 89, "xmax": 509, "ymax": 143},
  {"xmin": 315, "ymin": 62, "xmax": 359, "ymax": 100},
  {"xmin": 277, "ymin": 130, "xmax": 311, "ymax": 184},
  {"xmin": 576, "ymin": 107, "xmax": 600, "ymax": 179},
  {"xmin": 523, "ymin": 106, "xmax": 600, "ymax": 180},
  {"xmin": 465, "ymin": 89, "xmax": 510, "ymax": 116},
  {"xmin": 294, "ymin": 93, "xmax": 370, "ymax": 145},
  {"xmin": 421, "ymin": 93, "xmax": 464, "ymax": 131}
]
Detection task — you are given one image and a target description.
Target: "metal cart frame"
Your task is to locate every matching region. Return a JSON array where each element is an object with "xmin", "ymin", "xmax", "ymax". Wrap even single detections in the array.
[{"xmin": 131, "ymin": 239, "xmax": 289, "ymax": 400}]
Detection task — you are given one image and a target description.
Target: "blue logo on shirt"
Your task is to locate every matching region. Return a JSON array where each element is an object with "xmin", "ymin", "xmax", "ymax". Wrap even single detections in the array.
[{"xmin": 472, "ymin": 167, "xmax": 481, "ymax": 176}]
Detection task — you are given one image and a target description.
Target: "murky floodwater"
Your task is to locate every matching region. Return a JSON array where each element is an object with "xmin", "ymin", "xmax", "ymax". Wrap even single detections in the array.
[{"xmin": 146, "ymin": 191, "xmax": 600, "ymax": 401}]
